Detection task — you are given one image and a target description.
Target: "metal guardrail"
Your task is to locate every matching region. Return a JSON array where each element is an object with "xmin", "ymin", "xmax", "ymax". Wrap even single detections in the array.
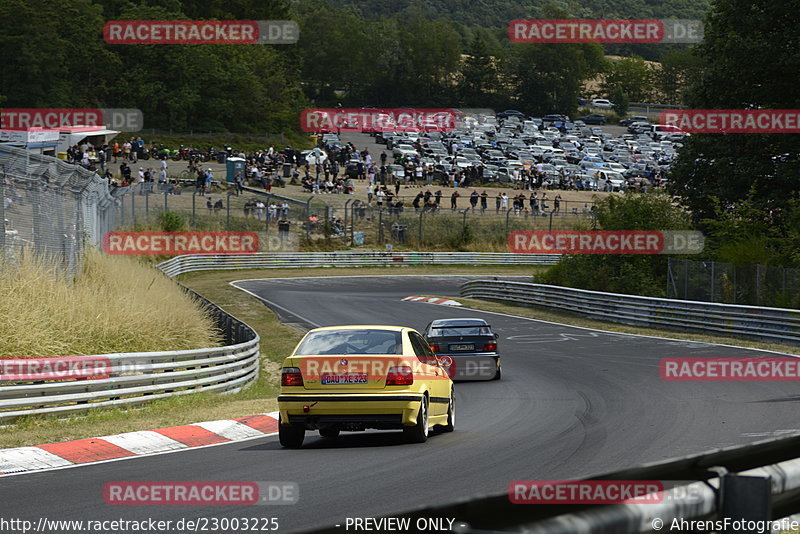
[
  {"xmin": 461, "ymin": 280, "xmax": 800, "ymax": 345},
  {"xmin": 0, "ymin": 282, "xmax": 260, "ymax": 421},
  {"xmin": 157, "ymin": 251, "xmax": 561, "ymax": 277},
  {"xmin": 299, "ymin": 431, "xmax": 800, "ymax": 533}
]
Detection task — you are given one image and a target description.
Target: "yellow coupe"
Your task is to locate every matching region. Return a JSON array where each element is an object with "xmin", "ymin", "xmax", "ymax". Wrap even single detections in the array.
[{"xmin": 277, "ymin": 325, "xmax": 455, "ymax": 448}]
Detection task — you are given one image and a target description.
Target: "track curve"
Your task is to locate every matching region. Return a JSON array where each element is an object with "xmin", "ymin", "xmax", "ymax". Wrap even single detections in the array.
[{"xmin": 2, "ymin": 275, "xmax": 799, "ymax": 533}]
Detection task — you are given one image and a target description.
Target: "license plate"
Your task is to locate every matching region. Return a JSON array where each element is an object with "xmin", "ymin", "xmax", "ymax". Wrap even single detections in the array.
[
  {"xmin": 321, "ymin": 373, "xmax": 368, "ymax": 385},
  {"xmin": 449, "ymin": 344, "xmax": 475, "ymax": 351}
]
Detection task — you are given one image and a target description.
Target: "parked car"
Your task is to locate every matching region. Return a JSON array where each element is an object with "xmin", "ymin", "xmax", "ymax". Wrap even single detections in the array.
[
  {"xmin": 590, "ymin": 98, "xmax": 614, "ymax": 110},
  {"xmin": 496, "ymin": 110, "xmax": 526, "ymax": 120},
  {"xmin": 619, "ymin": 115, "xmax": 651, "ymax": 127},
  {"xmin": 579, "ymin": 114, "xmax": 607, "ymax": 125}
]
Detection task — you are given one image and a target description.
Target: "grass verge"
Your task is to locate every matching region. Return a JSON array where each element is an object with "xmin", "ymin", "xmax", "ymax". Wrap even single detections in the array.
[{"xmin": 0, "ymin": 250, "xmax": 220, "ymax": 357}]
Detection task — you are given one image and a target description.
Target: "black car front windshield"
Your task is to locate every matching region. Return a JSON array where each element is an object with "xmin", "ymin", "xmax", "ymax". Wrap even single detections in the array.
[{"xmin": 294, "ymin": 329, "xmax": 403, "ymax": 355}]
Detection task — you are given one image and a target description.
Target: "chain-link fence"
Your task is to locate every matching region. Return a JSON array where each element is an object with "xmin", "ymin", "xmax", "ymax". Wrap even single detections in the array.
[
  {"xmin": 112, "ymin": 183, "xmax": 312, "ymax": 251},
  {"xmin": 1, "ymin": 145, "xmax": 119, "ymax": 276},
  {"xmin": 321, "ymin": 201, "xmax": 596, "ymax": 251},
  {"xmin": 666, "ymin": 257, "xmax": 800, "ymax": 308}
]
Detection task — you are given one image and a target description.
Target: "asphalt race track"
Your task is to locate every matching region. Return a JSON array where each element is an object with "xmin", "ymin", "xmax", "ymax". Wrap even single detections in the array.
[{"xmin": 3, "ymin": 275, "xmax": 800, "ymax": 533}]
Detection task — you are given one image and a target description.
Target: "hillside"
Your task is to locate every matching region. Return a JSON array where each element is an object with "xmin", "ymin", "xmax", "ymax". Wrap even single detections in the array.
[{"xmin": 328, "ymin": 0, "xmax": 711, "ymax": 29}]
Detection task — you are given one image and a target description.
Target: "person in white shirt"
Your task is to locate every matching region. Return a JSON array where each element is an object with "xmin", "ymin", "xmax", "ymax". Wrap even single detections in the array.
[
  {"xmin": 255, "ymin": 201, "xmax": 265, "ymax": 221},
  {"xmin": 500, "ymin": 193, "xmax": 508, "ymax": 209}
]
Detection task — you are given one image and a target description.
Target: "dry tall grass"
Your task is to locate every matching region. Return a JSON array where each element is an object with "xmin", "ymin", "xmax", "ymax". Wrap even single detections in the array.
[{"xmin": 0, "ymin": 250, "xmax": 221, "ymax": 357}]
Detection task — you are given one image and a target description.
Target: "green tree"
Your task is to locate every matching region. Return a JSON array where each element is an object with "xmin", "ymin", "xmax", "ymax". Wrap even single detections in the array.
[
  {"xmin": 599, "ymin": 55, "xmax": 654, "ymax": 103},
  {"xmin": 654, "ymin": 48, "xmax": 701, "ymax": 105},
  {"xmin": 538, "ymin": 193, "xmax": 694, "ymax": 296},
  {"xmin": 668, "ymin": 0, "xmax": 800, "ymax": 257},
  {"xmin": 458, "ymin": 33, "xmax": 501, "ymax": 108},
  {"xmin": 508, "ymin": 42, "xmax": 605, "ymax": 115}
]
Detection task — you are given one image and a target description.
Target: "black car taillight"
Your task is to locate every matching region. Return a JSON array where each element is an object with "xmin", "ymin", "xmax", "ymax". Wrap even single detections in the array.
[
  {"xmin": 482, "ymin": 342, "xmax": 498, "ymax": 352},
  {"xmin": 281, "ymin": 367, "xmax": 304, "ymax": 386},
  {"xmin": 429, "ymin": 344, "xmax": 441, "ymax": 353}
]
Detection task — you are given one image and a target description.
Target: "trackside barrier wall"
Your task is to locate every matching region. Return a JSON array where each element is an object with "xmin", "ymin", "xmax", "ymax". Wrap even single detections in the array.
[
  {"xmin": 460, "ymin": 280, "xmax": 800, "ymax": 345},
  {"xmin": 301, "ymin": 414, "xmax": 800, "ymax": 534},
  {"xmin": 0, "ymin": 284, "xmax": 260, "ymax": 422},
  {"xmin": 156, "ymin": 251, "xmax": 561, "ymax": 277}
]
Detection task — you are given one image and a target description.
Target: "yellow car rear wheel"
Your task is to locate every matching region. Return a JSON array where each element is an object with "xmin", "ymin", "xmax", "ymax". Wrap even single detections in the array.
[
  {"xmin": 403, "ymin": 396, "xmax": 429, "ymax": 444},
  {"xmin": 279, "ymin": 416, "xmax": 305, "ymax": 448}
]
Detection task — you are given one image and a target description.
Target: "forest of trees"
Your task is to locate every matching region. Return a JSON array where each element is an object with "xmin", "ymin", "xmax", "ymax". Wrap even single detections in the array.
[{"xmin": 0, "ymin": 0, "xmax": 700, "ymax": 133}]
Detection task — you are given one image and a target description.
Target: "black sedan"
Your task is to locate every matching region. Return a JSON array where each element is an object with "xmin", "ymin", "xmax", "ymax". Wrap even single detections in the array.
[
  {"xmin": 497, "ymin": 109, "xmax": 526, "ymax": 120},
  {"xmin": 579, "ymin": 113, "xmax": 607, "ymax": 125},
  {"xmin": 424, "ymin": 318, "xmax": 501, "ymax": 381}
]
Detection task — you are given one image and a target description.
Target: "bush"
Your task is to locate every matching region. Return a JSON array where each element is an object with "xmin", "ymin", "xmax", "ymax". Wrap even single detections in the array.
[
  {"xmin": 158, "ymin": 211, "xmax": 187, "ymax": 232},
  {"xmin": 537, "ymin": 192, "xmax": 694, "ymax": 296}
]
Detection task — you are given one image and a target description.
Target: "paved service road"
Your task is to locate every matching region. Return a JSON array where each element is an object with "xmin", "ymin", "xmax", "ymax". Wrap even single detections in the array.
[{"xmin": 3, "ymin": 275, "xmax": 800, "ymax": 533}]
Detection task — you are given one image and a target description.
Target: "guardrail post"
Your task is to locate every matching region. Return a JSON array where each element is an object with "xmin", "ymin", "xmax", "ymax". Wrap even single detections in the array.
[
  {"xmin": 718, "ymin": 473, "xmax": 771, "ymax": 531},
  {"xmin": 191, "ymin": 191, "xmax": 197, "ymax": 227}
]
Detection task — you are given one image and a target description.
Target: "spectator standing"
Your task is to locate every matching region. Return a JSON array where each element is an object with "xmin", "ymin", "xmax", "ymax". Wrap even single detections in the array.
[{"xmin": 469, "ymin": 190, "xmax": 479, "ymax": 212}]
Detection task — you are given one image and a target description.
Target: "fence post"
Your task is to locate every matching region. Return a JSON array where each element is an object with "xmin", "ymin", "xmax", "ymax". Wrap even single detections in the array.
[
  {"xmin": 505, "ymin": 208, "xmax": 513, "ymax": 234},
  {"xmin": 226, "ymin": 192, "xmax": 232, "ymax": 230},
  {"xmin": 191, "ymin": 191, "xmax": 196, "ymax": 227},
  {"xmin": 378, "ymin": 208, "xmax": 384, "ymax": 243},
  {"xmin": 350, "ymin": 202, "xmax": 355, "ymax": 244},
  {"xmin": 418, "ymin": 209, "xmax": 424, "ymax": 245},
  {"xmin": 549, "ymin": 210, "xmax": 554, "ymax": 231},
  {"xmin": 131, "ymin": 188, "xmax": 135, "ymax": 225},
  {"xmin": 756, "ymin": 263, "xmax": 761, "ymax": 306},
  {"xmin": 164, "ymin": 189, "xmax": 168, "ymax": 213},
  {"xmin": 343, "ymin": 198, "xmax": 353, "ymax": 245},
  {"xmin": 684, "ymin": 258, "xmax": 689, "ymax": 299},
  {"xmin": 0, "ymin": 166, "xmax": 5, "ymax": 257},
  {"xmin": 144, "ymin": 189, "xmax": 149, "ymax": 221},
  {"xmin": 710, "ymin": 261, "xmax": 715, "ymax": 302}
]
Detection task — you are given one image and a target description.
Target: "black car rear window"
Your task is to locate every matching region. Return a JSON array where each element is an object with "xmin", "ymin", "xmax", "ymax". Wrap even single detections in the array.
[{"xmin": 429, "ymin": 325, "xmax": 492, "ymax": 337}]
